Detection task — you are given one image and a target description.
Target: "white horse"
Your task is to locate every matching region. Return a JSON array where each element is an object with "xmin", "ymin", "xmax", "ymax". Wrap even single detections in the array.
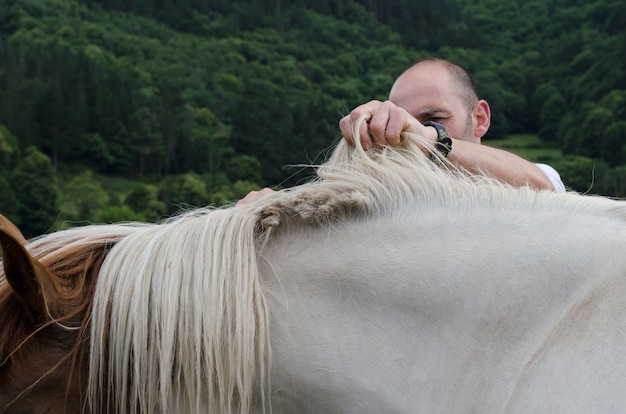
[{"xmin": 3, "ymin": 119, "xmax": 626, "ymax": 413}]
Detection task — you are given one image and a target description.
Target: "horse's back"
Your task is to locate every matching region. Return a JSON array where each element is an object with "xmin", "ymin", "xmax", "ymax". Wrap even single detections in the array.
[
  {"xmin": 259, "ymin": 197, "xmax": 626, "ymax": 413},
  {"xmin": 505, "ymin": 263, "xmax": 626, "ymax": 413}
]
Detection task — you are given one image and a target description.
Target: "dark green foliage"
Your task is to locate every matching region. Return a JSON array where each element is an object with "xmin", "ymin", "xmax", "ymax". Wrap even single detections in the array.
[
  {"xmin": 599, "ymin": 165, "xmax": 626, "ymax": 198},
  {"xmin": 10, "ymin": 147, "xmax": 59, "ymax": 237},
  {"xmin": 93, "ymin": 205, "xmax": 147, "ymax": 223},
  {"xmin": 551, "ymin": 155, "xmax": 608, "ymax": 194},
  {"xmin": 0, "ymin": 0, "xmax": 625, "ymax": 231},
  {"xmin": 59, "ymin": 170, "xmax": 108, "ymax": 220},
  {"xmin": 225, "ymin": 155, "xmax": 262, "ymax": 183},
  {"xmin": 533, "ymin": 83, "xmax": 566, "ymax": 144},
  {"xmin": 0, "ymin": 124, "xmax": 20, "ymax": 172},
  {"xmin": 0, "ymin": 176, "xmax": 20, "ymax": 226},
  {"xmin": 158, "ymin": 173, "xmax": 208, "ymax": 214},
  {"xmin": 125, "ymin": 183, "xmax": 166, "ymax": 221},
  {"xmin": 0, "ymin": 0, "xmax": 408, "ymax": 185}
]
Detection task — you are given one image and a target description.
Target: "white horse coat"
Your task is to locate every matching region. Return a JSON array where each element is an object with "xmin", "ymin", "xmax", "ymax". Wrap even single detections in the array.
[
  {"xmin": 86, "ymin": 128, "xmax": 626, "ymax": 413},
  {"xmin": 260, "ymin": 197, "xmax": 626, "ymax": 413}
]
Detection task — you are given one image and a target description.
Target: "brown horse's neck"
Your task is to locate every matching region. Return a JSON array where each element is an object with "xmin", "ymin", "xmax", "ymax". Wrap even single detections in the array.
[
  {"xmin": 0, "ymin": 286, "xmax": 30, "ymax": 364},
  {"xmin": 0, "ymin": 238, "xmax": 115, "ymax": 413}
]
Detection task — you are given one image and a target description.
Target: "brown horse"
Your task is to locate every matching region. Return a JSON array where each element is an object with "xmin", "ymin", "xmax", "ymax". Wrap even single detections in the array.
[{"xmin": 0, "ymin": 215, "xmax": 137, "ymax": 413}]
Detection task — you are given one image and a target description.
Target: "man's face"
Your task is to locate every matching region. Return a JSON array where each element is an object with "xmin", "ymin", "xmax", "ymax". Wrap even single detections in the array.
[{"xmin": 389, "ymin": 62, "xmax": 478, "ymax": 143}]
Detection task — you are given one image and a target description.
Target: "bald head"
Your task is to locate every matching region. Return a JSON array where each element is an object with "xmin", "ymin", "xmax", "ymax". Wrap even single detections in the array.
[{"xmin": 389, "ymin": 58, "xmax": 488, "ymax": 143}]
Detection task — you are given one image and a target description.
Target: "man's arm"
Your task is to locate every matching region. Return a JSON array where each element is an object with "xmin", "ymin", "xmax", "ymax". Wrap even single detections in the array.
[
  {"xmin": 339, "ymin": 100, "xmax": 559, "ymax": 192},
  {"xmin": 446, "ymin": 139, "xmax": 557, "ymax": 191}
]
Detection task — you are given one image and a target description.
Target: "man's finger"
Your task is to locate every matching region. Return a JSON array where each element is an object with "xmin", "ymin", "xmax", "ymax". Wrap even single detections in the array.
[{"xmin": 237, "ymin": 187, "xmax": 275, "ymax": 205}]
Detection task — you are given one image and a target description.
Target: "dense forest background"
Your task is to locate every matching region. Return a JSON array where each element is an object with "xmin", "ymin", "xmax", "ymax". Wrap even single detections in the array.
[{"xmin": 0, "ymin": 0, "xmax": 625, "ymax": 236}]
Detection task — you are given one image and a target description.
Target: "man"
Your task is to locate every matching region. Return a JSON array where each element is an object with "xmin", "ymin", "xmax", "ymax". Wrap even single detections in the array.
[
  {"xmin": 240, "ymin": 58, "xmax": 565, "ymax": 203},
  {"xmin": 340, "ymin": 58, "xmax": 564, "ymax": 192}
]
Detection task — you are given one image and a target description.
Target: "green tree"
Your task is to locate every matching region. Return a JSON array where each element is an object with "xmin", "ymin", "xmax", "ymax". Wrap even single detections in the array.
[
  {"xmin": 0, "ymin": 124, "xmax": 20, "ymax": 172},
  {"xmin": 125, "ymin": 183, "xmax": 166, "ymax": 221},
  {"xmin": 0, "ymin": 176, "xmax": 20, "ymax": 226},
  {"xmin": 552, "ymin": 155, "xmax": 609, "ymax": 194},
  {"xmin": 93, "ymin": 205, "xmax": 147, "ymax": 223},
  {"xmin": 158, "ymin": 173, "xmax": 208, "ymax": 214},
  {"xmin": 182, "ymin": 105, "xmax": 233, "ymax": 175},
  {"xmin": 600, "ymin": 164, "xmax": 626, "ymax": 197},
  {"xmin": 60, "ymin": 170, "xmax": 109, "ymax": 220},
  {"xmin": 11, "ymin": 147, "xmax": 60, "ymax": 237},
  {"xmin": 225, "ymin": 154, "xmax": 262, "ymax": 183},
  {"xmin": 129, "ymin": 106, "xmax": 164, "ymax": 176},
  {"xmin": 533, "ymin": 84, "xmax": 567, "ymax": 144},
  {"xmin": 602, "ymin": 120, "xmax": 626, "ymax": 167},
  {"xmin": 3, "ymin": 0, "xmax": 626, "ymax": 197}
]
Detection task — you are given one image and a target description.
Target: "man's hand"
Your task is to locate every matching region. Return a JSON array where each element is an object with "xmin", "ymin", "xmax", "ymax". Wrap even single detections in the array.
[
  {"xmin": 339, "ymin": 100, "xmax": 438, "ymax": 149},
  {"xmin": 236, "ymin": 187, "xmax": 276, "ymax": 205}
]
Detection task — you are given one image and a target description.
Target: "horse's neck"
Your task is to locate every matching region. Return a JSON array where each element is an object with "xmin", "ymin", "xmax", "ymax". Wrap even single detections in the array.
[{"xmin": 259, "ymin": 200, "xmax": 626, "ymax": 412}]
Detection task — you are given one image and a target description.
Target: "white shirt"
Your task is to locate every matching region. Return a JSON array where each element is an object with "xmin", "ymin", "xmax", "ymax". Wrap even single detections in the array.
[{"xmin": 536, "ymin": 163, "xmax": 566, "ymax": 193}]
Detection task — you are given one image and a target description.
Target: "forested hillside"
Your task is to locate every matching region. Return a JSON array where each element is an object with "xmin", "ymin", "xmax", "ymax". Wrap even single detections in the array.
[{"xmin": 0, "ymin": 0, "xmax": 624, "ymax": 236}]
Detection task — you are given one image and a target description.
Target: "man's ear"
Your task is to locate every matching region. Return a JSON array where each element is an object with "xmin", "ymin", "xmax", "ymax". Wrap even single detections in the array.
[{"xmin": 473, "ymin": 99, "xmax": 491, "ymax": 141}]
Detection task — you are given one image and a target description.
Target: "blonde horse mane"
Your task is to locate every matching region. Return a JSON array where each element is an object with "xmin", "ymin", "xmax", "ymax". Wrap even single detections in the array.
[
  {"xmin": 87, "ymin": 118, "xmax": 487, "ymax": 414},
  {"xmin": 84, "ymin": 117, "xmax": 625, "ymax": 414},
  {"xmin": 88, "ymin": 207, "xmax": 268, "ymax": 414}
]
